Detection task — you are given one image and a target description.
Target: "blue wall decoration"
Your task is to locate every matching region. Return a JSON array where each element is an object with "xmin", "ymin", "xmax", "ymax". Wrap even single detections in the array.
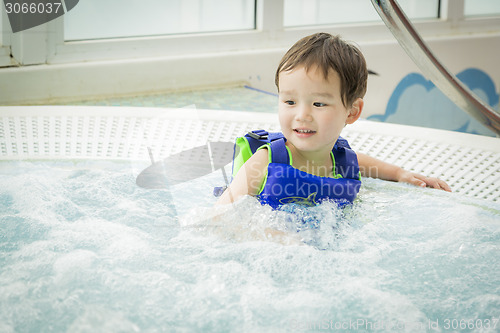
[{"xmin": 368, "ymin": 68, "xmax": 499, "ymax": 137}]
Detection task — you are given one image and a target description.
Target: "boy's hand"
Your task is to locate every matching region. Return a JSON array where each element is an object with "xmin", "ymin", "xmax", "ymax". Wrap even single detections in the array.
[
  {"xmin": 264, "ymin": 228, "xmax": 303, "ymax": 246},
  {"xmin": 397, "ymin": 170, "xmax": 451, "ymax": 192}
]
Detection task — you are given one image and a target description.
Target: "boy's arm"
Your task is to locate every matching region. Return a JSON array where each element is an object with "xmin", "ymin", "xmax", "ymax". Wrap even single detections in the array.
[
  {"xmin": 214, "ymin": 149, "xmax": 302, "ymax": 245},
  {"xmin": 356, "ymin": 152, "xmax": 451, "ymax": 192},
  {"xmin": 216, "ymin": 148, "xmax": 269, "ymax": 205}
]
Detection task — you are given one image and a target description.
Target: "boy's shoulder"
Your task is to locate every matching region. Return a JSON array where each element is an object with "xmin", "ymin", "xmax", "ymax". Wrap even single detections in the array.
[{"xmin": 248, "ymin": 146, "xmax": 270, "ymax": 164}]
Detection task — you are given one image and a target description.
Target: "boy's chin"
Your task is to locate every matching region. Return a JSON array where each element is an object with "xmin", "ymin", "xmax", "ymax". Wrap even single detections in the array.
[{"xmin": 288, "ymin": 140, "xmax": 320, "ymax": 151}]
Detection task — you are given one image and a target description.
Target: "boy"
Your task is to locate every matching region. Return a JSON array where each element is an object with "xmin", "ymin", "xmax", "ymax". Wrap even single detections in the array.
[{"xmin": 217, "ymin": 32, "xmax": 450, "ymax": 207}]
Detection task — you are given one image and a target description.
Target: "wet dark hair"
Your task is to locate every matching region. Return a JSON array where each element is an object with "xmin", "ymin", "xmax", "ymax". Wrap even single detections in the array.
[{"xmin": 275, "ymin": 32, "xmax": 368, "ymax": 108}]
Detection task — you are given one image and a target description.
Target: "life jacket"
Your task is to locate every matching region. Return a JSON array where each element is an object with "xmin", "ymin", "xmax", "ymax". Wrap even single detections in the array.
[{"xmin": 214, "ymin": 130, "xmax": 361, "ymax": 209}]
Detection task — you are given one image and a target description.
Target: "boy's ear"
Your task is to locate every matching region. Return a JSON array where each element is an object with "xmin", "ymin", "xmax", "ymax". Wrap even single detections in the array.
[{"xmin": 346, "ymin": 98, "xmax": 364, "ymax": 124}]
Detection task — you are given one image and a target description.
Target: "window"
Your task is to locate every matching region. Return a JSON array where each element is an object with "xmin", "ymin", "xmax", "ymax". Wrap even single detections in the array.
[
  {"xmin": 283, "ymin": 0, "xmax": 440, "ymax": 27},
  {"xmin": 1, "ymin": 0, "xmax": 499, "ymax": 67},
  {"xmin": 64, "ymin": 0, "xmax": 256, "ymax": 41},
  {"xmin": 464, "ymin": 0, "xmax": 500, "ymax": 17},
  {"xmin": 0, "ymin": 9, "xmax": 11, "ymax": 67},
  {"xmin": 0, "ymin": 6, "xmax": 6, "ymax": 46}
]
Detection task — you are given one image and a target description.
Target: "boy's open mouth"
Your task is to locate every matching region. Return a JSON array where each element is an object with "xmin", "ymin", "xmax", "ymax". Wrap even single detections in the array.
[{"xmin": 294, "ymin": 128, "xmax": 316, "ymax": 134}]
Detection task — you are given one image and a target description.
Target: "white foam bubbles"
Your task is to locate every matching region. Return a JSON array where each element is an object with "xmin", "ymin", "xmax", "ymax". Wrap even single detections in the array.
[{"xmin": 1, "ymin": 161, "xmax": 499, "ymax": 331}]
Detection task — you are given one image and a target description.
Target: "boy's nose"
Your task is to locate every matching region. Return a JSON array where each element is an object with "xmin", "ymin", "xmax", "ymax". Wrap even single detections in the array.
[{"xmin": 295, "ymin": 104, "xmax": 313, "ymax": 122}]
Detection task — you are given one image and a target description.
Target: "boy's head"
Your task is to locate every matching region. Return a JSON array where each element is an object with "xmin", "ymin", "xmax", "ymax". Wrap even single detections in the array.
[{"xmin": 275, "ymin": 32, "xmax": 368, "ymax": 108}]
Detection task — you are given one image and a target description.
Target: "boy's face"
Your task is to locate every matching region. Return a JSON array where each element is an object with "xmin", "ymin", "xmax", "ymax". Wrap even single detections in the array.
[{"xmin": 278, "ymin": 65, "xmax": 359, "ymax": 155}]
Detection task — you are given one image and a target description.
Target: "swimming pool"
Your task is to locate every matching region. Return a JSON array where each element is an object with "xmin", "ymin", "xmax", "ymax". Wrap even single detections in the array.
[{"xmin": 1, "ymin": 106, "xmax": 499, "ymax": 331}]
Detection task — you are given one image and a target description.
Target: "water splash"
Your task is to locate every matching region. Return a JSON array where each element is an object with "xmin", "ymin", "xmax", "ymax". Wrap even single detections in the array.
[{"xmin": 0, "ymin": 161, "xmax": 498, "ymax": 332}]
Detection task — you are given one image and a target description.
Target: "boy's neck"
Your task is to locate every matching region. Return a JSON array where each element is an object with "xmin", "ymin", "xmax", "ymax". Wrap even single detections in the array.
[{"xmin": 287, "ymin": 144, "xmax": 334, "ymax": 177}]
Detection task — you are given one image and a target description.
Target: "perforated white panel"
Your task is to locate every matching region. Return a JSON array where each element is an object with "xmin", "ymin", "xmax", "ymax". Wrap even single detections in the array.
[
  {"xmin": 343, "ymin": 121, "xmax": 500, "ymax": 202},
  {"xmin": 1, "ymin": 106, "xmax": 498, "ymax": 202}
]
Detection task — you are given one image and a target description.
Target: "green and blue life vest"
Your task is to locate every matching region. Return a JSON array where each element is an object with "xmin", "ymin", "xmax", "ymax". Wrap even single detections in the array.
[{"xmin": 215, "ymin": 130, "xmax": 361, "ymax": 209}]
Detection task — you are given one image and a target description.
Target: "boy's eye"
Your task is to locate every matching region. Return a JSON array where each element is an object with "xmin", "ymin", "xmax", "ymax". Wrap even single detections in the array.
[
  {"xmin": 313, "ymin": 102, "xmax": 327, "ymax": 107},
  {"xmin": 284, "ymin": 100, "xmax": 295, "ymax": 105}
]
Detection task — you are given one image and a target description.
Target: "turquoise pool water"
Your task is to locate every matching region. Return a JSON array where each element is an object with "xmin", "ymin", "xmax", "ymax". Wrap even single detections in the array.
[{"xmin": 1, "ymin": 160, "xmax": 499, "ymax": 332}]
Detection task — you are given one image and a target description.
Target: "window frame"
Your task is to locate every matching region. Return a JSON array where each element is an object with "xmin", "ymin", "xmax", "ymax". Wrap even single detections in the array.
[
  {"xmin": 0, "ymin": 7, "xmax": 13, "ymax": 66},
  {"xmin": 0, "ymin": 0, "xmax": 499, "ymax": 66}
]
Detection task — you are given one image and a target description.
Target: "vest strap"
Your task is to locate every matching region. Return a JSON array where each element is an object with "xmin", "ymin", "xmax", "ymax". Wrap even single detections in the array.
[
  {"xmin": 267, "ymin": 132, "xmax": 284, "ymax": 141},
  {"xmin": 269, "ymin": 138, "xmax": 289, "ymax": 164},
  {"xmin": 332, "ymin": 139, "xmax": 359, "ymax": 179}
]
